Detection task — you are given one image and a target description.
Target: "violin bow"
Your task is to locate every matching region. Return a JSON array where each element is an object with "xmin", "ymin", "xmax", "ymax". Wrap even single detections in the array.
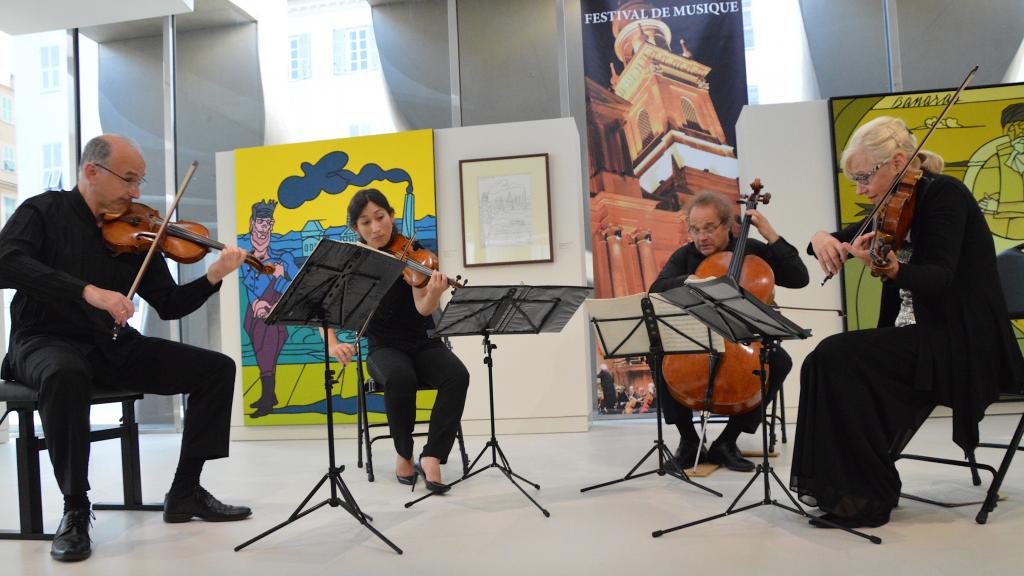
[
  {"xmin": 112, "ymin": 160, "xmax": 198, "ymax": 339},
  {"xmin": 821, "ymin": 65, "xmax": 978, "ymax": 286}
]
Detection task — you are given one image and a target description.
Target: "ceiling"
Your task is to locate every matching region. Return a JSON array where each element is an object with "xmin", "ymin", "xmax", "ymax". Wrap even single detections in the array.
[{"xmin": 0, "ymin": 0, "xmax": 255, "ymax": 42}]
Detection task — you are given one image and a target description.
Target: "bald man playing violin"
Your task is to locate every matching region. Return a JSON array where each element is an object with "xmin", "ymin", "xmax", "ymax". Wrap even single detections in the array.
[{"xmin": 0, "ymin": 134, "xmax": 252, "ymax": 562}]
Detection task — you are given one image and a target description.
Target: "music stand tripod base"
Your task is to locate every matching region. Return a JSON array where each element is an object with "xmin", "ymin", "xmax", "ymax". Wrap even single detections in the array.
[
  {"xmin": 235, "ymin": 240, "xmax": 405, "ymax": 554},
  {"xmin": 405, "ymin": 332, "xmax": 549, "ymax": 517},
  {"xmin": 651, "ymin": 279, "xmax": 881, "ymax": 545},
  {"xmin": 581, "ymin": 294, "xmax": 723, "ymax": 498},
  {"xmin": 403, "ymin": 284, "xmax": 590, "ymax": 517}
]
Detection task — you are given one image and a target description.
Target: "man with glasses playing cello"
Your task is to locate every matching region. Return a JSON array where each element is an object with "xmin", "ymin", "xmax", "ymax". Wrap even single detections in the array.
[{"xmin": 650, "ymin": 191, "xmax": 809, "ymax": 472}]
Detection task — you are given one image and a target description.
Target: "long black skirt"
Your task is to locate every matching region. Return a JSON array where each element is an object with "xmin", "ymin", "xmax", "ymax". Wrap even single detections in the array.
[{"xmin": 789, "ymin": 325, "xmax": 935, "ymax": 524}]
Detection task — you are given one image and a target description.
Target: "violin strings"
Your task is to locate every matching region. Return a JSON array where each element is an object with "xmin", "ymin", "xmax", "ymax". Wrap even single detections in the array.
[{"xmin": 136, "ymin": 218, "xmax": 263, "ymax": 265}]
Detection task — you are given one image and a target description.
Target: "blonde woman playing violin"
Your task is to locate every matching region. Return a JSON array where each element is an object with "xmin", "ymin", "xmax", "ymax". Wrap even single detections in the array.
[{"xmin": 794, "ymin": 116, "xmax": 1024, "ymax": 529}]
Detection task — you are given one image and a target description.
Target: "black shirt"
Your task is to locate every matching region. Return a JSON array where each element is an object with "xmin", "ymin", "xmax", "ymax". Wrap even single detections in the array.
[
  {"xmin": 650, "ymin": 235, "xmax": 809, "ymax": 293},
  {"xmin": 364, "ymin": 265, "xmax": 436, "ymax": 352},
  {"xmin": 0, "ymin": 189, "xmax": 221, "ymax": 362}
]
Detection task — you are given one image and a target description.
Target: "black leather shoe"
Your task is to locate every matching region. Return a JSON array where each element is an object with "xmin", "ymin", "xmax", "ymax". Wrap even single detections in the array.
[
  {"xmin": 673, "ymin": 440, "xmax": 708, "ymax": 469},
  {"xmin": 397, "ymin": 472, "xmax": 417, "ymax": 486},
  {"xmin": 708, "ymin": 441, "xmax": 755, "ymax": 472},
  {"xmin": 50, "ymin": 508, "xmax": 93, "ymax": 562},
  {"xmin": 414, "ymin": 459, "xmax": 451, "ymax": 494},
  {"xmin": 164, "ymin": 486, "xmax": 252, "ymax": 523}
]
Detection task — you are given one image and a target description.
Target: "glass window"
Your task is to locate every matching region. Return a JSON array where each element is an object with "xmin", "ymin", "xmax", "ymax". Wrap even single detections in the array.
[
  {"xmin": 40, "ymin": 44, "xmax": 60, "ymax": 92},
  {"xmin": 2, "ymin": 145, "xmax": 14, "ymax": 172},
  {"xmin": 638, "ymin": 110, "xmax": 654, "ymax": 148},
  {"xmin": 0, "ymin": 95, "xmax": 12, "ymax": 123},
  {"xmin": 289, "ymin": 33, "xmax": 311, "ymax": 80},
  {"xmin": 742, "ymin": 0, "xmax": 754, "ymax": 49},
  {"xmin": 1, "ymin": 194, "xmax": 14, "ymax": 224},
  {"xmin": 42, "ymin": 142, "xmax": 62, "ymax": 190},
  {"xmin": 747, "ymin": 84, "xmax": 760, "ymax": 105},
  {"xmin": 743, "ymin": 0, "xmax": 819, "ymax": 104},
  {"xmin": 270, "ymin": 0, "xmax": 412, "ymax": 144},
  {"xmin": 333, "ymin": 27, "xmax": 377, "ymax": 74}
]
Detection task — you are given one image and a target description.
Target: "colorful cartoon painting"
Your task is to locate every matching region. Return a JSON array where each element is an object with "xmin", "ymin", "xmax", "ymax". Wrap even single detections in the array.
[{"xmin": 234, "ymin": 129, "xmax": 439, "ymax": 426}]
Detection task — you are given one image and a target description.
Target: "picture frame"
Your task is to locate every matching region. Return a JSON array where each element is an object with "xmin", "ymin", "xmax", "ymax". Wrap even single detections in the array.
[{"xmin": 458, "ymin": 153, "xmax": 553, "ymax": 267}]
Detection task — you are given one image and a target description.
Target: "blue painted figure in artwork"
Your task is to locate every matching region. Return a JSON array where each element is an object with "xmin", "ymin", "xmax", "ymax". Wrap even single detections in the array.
[{"xmin": 240, "ymin": 199, "xmax": 300, "ymax": 418}]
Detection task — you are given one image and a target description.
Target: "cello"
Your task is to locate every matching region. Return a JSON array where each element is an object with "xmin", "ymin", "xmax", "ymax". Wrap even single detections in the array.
[{"xmin": 661, "ymin": 179, "xmax": 773, "ymax": 417}]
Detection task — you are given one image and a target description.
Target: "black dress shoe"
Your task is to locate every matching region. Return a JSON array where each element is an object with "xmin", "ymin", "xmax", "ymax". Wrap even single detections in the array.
[
  {"xmin": 414, "ymin": 459, "xmax": 451, "ymax": 494},
  {"xmin": 164, "ymin": 486, "xmax": 253, "ymax": 523},
  {"xmin": 673, "ymin": 441, "xmax": 709, "ymax": 469},
  {"xmin": 397, "ymin": 471, "xmax": 417, "ymax": 487},
  {"xmin": 51, "ymin": 508, "xmax": 93, "ymax": 562},
  {"xmin": 708, "ymin": 441, "xmax": 755, "ymax": 472}
]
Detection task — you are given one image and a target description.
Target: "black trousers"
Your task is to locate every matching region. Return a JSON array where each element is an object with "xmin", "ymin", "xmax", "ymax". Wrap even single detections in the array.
[
  {"xmin": 790, "ymin": 326, "xmax": 934, "ymax": 523},
  {"xmin": 366, "ymin": 339, "xmax": 469, "ymax": 461},
  {"xmin": 661, "ymin": 346, "xmax": 792, "ymax": 442},
  {"xmin": 8, "ymin": 334, "xmax": 235, "ymax": 496}
]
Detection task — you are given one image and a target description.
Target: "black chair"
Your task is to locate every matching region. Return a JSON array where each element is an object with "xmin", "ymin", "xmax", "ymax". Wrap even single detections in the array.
[
  {"xmin": 897, "ymin": 243, "xmax": 1024, "ymax": 523},
  {"xmin": 354, "ymin": 339, "xmax": 470, "ymax": 483},
  {"xmin": 0, "ymin": 379, "xmax": 162, "ymax": 540}
]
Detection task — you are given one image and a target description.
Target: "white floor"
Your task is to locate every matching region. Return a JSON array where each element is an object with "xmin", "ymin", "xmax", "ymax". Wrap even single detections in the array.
[{"xmin": 1, "ymin": 415, "xmax": 1022, "ymax": 576}]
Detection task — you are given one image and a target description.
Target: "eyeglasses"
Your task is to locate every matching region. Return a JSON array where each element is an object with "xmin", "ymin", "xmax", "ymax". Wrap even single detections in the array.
[
  {"xmin": 94, "ymin": 163, "xmax": 147, "ymax": 188},
  {"xmin": 687, "ymin": 221, "xmax": 725, "ymax": 238},
  {"xmin": 846, "ymin": 160, "xmax": 889, "ymax": 186}
]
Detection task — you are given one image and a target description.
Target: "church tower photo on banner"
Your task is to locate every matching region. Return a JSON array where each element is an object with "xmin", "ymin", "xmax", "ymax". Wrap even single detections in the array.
[{"xmin": 581, "ymin": 0, "xmax": 748, "ymax": 416}]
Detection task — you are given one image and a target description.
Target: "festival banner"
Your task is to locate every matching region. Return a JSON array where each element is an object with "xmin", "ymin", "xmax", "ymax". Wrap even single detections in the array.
[
  {"xmin": 829, "ymin": 82, "xmax": 1024, "ymax": 353},
  {"xmin": 581, "ymin": 0, "xmax": 748, "ymax": 415},
  {"xmin": 234, "ymin": 129, "xmax": 438, "ymax": 426}
]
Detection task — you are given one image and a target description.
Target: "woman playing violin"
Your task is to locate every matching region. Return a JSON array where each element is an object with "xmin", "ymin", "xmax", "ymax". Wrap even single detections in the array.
[
  {"xmin": 326, "ymin": 188, "xmax": 469, "ymax": 493},
  {"xmin": 794, "ymin": 116, "xmax": 1024, "ymax": 529}
]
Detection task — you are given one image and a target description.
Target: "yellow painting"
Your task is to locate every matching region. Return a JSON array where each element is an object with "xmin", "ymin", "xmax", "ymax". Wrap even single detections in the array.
[
  {"xmin": 830, "ymin": 82, "xmax": 1024, "ymax": 349},
  {"xmin": 233, "ymin": 129, "xmax": 439, "ymax": 426}
]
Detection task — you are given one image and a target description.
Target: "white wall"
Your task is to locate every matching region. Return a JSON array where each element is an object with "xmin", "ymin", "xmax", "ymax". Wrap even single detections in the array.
[
  {"xmin": 735, "ymin": 100, "xmax": 845, "ymax": 410},
  {"xmin": 434, "ymin": 118, "xmax": 591, "ymax": 435},
  {"xmin": 217, "ymin": 117, "xmax": 591, "ymax": 440}
]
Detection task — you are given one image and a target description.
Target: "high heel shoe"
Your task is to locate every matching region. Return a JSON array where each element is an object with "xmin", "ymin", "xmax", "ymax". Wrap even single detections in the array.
[
  {"xmin": 396, "ymin": 472, "xmax": 416, "ymax": 486},
  {"xmin": 414, "ymin": 459, "xmax": 451, "ymax": 494}
]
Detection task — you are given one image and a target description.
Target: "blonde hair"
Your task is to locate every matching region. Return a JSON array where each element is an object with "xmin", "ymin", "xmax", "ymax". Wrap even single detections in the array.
[{"xmin": 840, "ymin": 116, "xmax": 944, "ymax": 175}]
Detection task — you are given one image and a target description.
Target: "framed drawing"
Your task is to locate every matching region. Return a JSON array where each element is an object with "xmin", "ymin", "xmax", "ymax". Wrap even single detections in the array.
[{"xmin": 459, "ymin": 153, "xmax": 553, "ymax": 267}]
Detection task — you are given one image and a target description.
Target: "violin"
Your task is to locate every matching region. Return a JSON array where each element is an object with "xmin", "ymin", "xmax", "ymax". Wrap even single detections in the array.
[
  {"xmin": 381, "ymin": 232, "xmax": 465, "ymax": 290},
  {"xmin": 661, "ymin": 179, "xmax": 772, "ymax": 416},
  {"xmin": 102, "ymin": 202, "xmax": 274, "ymax": 274},
  {"xmin": 868, "ymin": 166, "xmax": 923, "ymax": 275}
]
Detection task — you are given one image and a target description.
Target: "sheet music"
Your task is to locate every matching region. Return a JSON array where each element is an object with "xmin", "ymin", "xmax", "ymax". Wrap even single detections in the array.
[
  {"xmin": 585, "ymin": 293, "xmax": 722, "ymax": 358},
  {"xmin": 649, "ymin": 293, "xmax": 725, "ymax": 353}
]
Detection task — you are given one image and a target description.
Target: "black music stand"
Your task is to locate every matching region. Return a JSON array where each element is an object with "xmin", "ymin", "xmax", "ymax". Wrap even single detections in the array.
[
  {"xmin": 403, "ymin": 285, "xmax": 590, "ymax": 516},
  {"xmin": 235, "ymin": 239, "xmax": 404, "ymax": 555},
  {"xmin": 649, "ymin": 277, "xmax": 882, "ymax": 545},
  {"xmin": 579, "ymin": 293, "xmax": 721, "ymax": 498}
]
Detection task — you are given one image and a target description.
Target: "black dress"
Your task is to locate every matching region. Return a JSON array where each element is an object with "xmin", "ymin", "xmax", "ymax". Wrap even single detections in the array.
[{"xmin": 790, "ymin": 173, "xmax": 1024, "ymax": 524}]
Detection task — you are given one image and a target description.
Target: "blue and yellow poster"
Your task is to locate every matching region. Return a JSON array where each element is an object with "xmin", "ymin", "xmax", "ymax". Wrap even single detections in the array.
[{"xmin": 234, "ymin": 129, "xmax": 438, "ymax": 426}]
